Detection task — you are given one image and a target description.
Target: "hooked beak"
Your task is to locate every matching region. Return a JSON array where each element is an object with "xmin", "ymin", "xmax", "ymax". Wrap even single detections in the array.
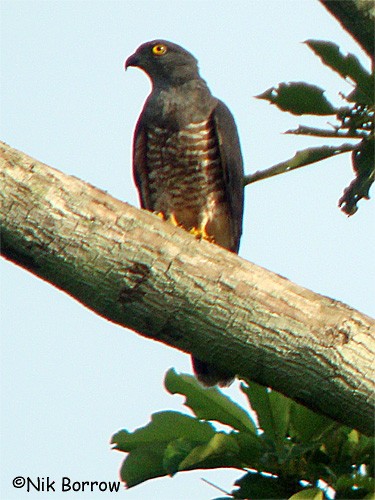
[{"xmin": 125, "ymin": 53, "xmax": 139, "ymax": 70}]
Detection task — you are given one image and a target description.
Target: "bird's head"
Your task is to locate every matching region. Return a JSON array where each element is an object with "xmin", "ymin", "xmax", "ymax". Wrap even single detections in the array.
[{"xmin": 125, "ymin": 40, "xmax": 200, "ymax": 87}]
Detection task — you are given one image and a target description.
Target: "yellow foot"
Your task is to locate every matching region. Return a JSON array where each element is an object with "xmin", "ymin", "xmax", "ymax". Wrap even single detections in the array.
[
  {"xmin": 154, "ymin": 211, "xmax": 166, "ymax": 220},
  {"xmin": 154, "ymin": 212, "xmax": 181, "ymax": 227},
  {"xmin": 189, "ymin": 226, "xmax": 215, "ymax": 243},
  {"xmin": 167, "ymin": 213, "xmax": 180, "ymax": 227}
]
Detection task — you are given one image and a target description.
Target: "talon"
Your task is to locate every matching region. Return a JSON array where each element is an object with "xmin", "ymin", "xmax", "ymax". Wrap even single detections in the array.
[
  {"xmin": 156, "ymin": 211, "xmax": 181, "ymax": 227},
  {"xmin": 167, "ymin": 212, "xmax": 180, "ymax": 227},
  {"xmin": 189, "ymin": 226, "xmax": 215, "ymax": 243},
  {"xmin": 154, "ymin": 211, "xmax": 166, "ymax": 220}
]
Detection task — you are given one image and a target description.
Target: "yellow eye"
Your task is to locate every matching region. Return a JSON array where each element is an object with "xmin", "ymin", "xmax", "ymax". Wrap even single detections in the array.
[{"xmin": 152, "ymin": 44, "xmax": 167, "ymax": 56}]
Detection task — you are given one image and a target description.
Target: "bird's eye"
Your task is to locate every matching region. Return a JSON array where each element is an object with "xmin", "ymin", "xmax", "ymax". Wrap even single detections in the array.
[{"xmin": 152, "ymin": 44, "xmax": 167, "ymax": 56}]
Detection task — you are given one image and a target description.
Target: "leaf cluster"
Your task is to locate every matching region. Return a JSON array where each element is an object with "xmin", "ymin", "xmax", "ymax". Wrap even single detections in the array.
[
  {"xmin": 248, "ymin": 40, "xmax": 374, "ymax": 216},
  {"xmin": 112, "ymin": 370, "xmax": 374, "ymax": 499}
]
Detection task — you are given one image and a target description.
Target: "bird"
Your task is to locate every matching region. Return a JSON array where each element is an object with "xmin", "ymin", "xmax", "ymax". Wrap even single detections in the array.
[{"xmin": 125, "ymin": 40, "xmax": 244, "ymax": 386}]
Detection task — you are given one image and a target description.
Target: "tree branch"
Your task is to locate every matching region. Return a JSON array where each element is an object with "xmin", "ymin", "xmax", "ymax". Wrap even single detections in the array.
[
  {"xmin": 1, "ymin": 141, "xmax": 374, "ymax": 435},
  {"xmin": 319, "ymin": 0, "xmax": 375, "ymax": 62},
  {"xmin": 244, "ymin": 144, "xmax": 356, "ymax": 186}
]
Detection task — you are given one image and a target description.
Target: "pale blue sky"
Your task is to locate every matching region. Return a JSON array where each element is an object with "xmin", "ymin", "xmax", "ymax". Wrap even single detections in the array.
[{"xmin": 1, "ymin": 1, "xmax": 374, "ymax": 499}]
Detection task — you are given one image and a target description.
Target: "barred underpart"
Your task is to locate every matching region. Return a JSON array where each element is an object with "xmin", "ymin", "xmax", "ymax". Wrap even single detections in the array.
[{"xmin": 146, "ymin": 119, "xmax": 226, "ymax": 230}]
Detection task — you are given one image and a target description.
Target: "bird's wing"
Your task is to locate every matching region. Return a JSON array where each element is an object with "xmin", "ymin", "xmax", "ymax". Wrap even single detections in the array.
[
  {"xmin": 132, "ymin": 116, "xmax": 153, "ymax": 210},
  {"xmin": 211, "ymin": 100, "xmax": 244, "ymax": 253}
]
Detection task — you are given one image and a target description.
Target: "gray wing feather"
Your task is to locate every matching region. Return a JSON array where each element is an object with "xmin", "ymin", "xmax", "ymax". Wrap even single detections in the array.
[
  {"xmin": 133, "ymin": 116, "xmax": 153, "ymax": 210},
  {"xmin": 212, "ymin": 100, "xmax": 244, "ymax": 253}
]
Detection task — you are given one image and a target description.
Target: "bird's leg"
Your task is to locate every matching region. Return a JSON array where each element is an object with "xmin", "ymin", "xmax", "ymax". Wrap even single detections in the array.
[
  {"xmin": 156, "ymin": 211, "xmax": 214, "ymax": 242},
  {"xmin": 154, "ymin": 211, "xmax": 166, "ymax": 220},
  {"xmin": 167, "ymin": 212, "xmax": 180, "ymax": 227},
  {"xmin": 190, "ymin": 220, "xmax": 215, "ymax": 243},
  {"xmin": 155, "ymin": 211, "xmax": 181, "ymax": 227}
]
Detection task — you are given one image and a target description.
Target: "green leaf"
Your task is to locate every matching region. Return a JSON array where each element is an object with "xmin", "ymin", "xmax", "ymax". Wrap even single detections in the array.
[
  {"xmin": 341, "ymin": 429, "xmax": 361, "ymax": 458},
  {"xmin": 280, "ymin": 144, "xmax": 355, "ymax": 168},
  {"xmin": 163, "ymin": 437, "xmax": 197, "ymax": 475},
  {"xmin": 337, "ymin": 430, "xmax": 375, "ymax": 474},
  {"xmin": 241, "ymin": 382, "xmax": 291, "ymax": 444},
  {"xmin": 339, "ymin": 138, "xmax": 374, "ymax": 215},
  {"xmin": 232, "ymin": 471, "xmax": 296, "ymax": 499},
  {"xmin": 286, "ymin": 124, "xmax": 366, "ymax": 139},
  {"xmin": 354, "ymin": 434, "xmax": 375, "ymax": 469},
  {"xmin": 112, "ymin": 411, "xmax": 215, "ymax": 452},
  {"xmin": 165, "ymin": 369, "xmax": 257, "ymax": 433},
  {"xmin": 289, "ymin": 487, "xmax": 324, "ymax": 499},
  {"xmin": 335, "ymin": 473, "xmax": 375, "ymax": 499},
  {"xmin": 119, "ymin": 444, "xmax": 167, "ymax": 487},
  {"xmin": 244, "ymin": 144, "xmax": 356, "ymax": 186},
  {"xmin": 305, "ymin": 40, "xmax": 374, "ymax": 105},
  {"xmin": 232, "ymin": 431, "xmax": 264, "ymax": 468},
  {"xmin": 256, "ymin": 82, "xmax": 337, "ymax": 115},
  {"xmin": 289, "ymin": 402, "xmax": 334, "ymax": 443},
  {"xmin": 179, "ymin": 432, "xmax": 241, "ymax": 470},
  {"xmin": 112, "ymin": 411, "xmax": 216, "ymax": 487}
]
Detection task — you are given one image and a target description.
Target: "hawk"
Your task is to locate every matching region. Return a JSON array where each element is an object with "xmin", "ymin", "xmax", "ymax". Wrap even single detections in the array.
[{"xmin": 125, "ymin": 40, "xmax": 244, "ymax": 386}]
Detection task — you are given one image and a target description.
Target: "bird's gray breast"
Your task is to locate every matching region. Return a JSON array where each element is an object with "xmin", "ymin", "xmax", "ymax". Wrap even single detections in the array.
[
  {"xmin": 145, "ymin": 81, "xmax": 215, "ymax": 129},
  {"xmin": 146, "ymin": 119, "xmax": 226, "ymax": 229}
]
